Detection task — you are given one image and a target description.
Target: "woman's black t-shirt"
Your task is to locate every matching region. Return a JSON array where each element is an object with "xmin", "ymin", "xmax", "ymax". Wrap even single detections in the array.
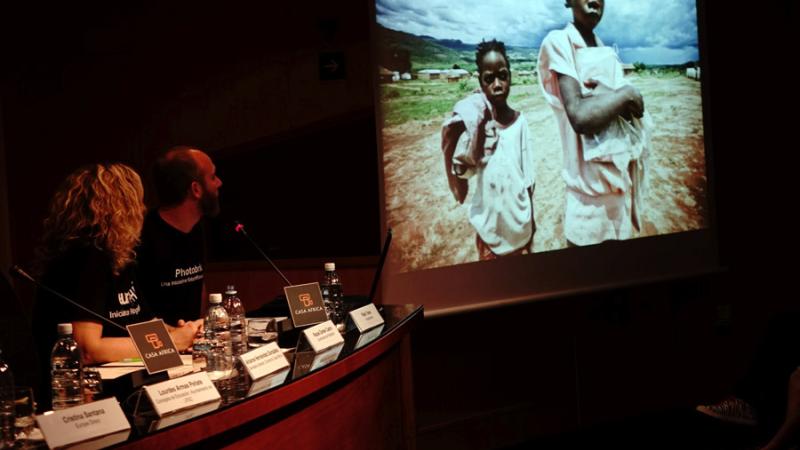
[
  {"xmin": 33, "ymin": 243, "xmax": 154, "ymax": 409},
  {"xmin": 35, "ymin": 244, "xmax": 153, "ymax": 337}
]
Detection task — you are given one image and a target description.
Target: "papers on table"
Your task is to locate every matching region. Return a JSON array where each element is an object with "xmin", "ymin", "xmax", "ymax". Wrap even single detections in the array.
[{"xmin": 98, "ymin": 355, "xmax": 194, "ymax": 380}]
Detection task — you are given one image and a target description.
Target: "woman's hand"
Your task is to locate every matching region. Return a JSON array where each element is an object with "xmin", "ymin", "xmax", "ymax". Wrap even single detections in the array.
[{"xmin": 169, "ymin": 320, "xmax": 201, "ymax": 351}]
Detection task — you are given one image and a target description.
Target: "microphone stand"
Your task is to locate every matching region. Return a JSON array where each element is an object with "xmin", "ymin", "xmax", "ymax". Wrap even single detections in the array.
[
  {"xmin": 10, "ymin": 265, "xmax": 127, "ymax": 333},
  {"xmin": 234, "ymin": 222, "xmax": 292, "ymax": 286}
]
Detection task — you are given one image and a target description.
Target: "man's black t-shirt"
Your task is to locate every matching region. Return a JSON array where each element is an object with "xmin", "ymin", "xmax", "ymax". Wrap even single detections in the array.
[{"xmin": 136, "ymin": 210, "xmax": 205, "ymax": 326}]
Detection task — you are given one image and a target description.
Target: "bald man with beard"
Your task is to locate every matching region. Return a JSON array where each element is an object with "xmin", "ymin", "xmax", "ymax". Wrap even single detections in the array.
[{"xmin": 136, "ymin": 146, "xmax": 223, "ymax": 327}]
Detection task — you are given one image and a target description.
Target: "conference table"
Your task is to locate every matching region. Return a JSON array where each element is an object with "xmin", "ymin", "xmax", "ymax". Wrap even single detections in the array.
[{"xmin": 76, "ymin": 304, "xmax": 421, "ymax": 450}]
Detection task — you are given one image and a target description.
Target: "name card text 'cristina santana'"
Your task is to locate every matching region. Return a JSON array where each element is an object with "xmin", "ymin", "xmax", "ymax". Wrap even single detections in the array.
[{"xmin": 36, "ymin": 397, "xmax": 130, "ymax": 449}]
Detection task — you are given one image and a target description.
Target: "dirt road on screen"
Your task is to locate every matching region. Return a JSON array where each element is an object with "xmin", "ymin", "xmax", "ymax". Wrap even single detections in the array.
[{"xmin": 382, "ymin": 75, "xmax": 707, "ymax": 272}]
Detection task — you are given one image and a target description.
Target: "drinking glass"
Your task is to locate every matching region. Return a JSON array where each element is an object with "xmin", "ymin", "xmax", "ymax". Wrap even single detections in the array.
[
  {"xmin": 0, "ymin": 387, "xmax": 12, "ymax": 449},
  {"xmin": 12, "ymin": 387, "xmax": 38, "ymax": 445},
  {"xmin": 246, "ymin": 318, "xmax": 277, "ymax": 348},
  {"xmin": 83, "ymin": 367, "xmax": 103, "ymax": 403}
]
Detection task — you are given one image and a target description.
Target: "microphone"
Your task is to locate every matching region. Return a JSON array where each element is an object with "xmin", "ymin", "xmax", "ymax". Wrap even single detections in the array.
[
  {"xmin": 233, "ymin": 221, "xmax": 292, "ymax": 286},
  {"xmin": 10, "ymin": 265, "xmax": 127, "ymax": 332},
  {"xmin": 367, "ymin": 227, "xmax": 392, "ymax": 302}
]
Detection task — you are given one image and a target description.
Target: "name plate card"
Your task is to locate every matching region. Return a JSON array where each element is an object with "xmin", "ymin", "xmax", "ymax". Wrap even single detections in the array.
[
  {"xmin": 348, "ymin": 303, "xmax": 385, "ymax": 333},
  {"xmin": 300, "ymin": 320, "xmax": 345, "ymax": 353},
  {"xmin": 144, "ymin": 372, "xmax": 221, "ymax": 417},
  {"xmin": 36, "ymin": 397, "xmax": 130, "ymax": 449},
  {"xmin": 239, "ymin": 342, "xmax": 290, "ymax": 380},
  {"xmin": 284, "ymin": 282, "xmax": 329, "ymax": 327},
  {"xmin": 126, "ymin": 319, "xmax": 183, "ymax": 374}
]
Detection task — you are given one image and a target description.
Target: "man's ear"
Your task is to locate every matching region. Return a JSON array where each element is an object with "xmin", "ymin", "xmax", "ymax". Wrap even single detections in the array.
[{"xmin": 190, "ymin": 180, "xmax": 203, "ymax": 199}]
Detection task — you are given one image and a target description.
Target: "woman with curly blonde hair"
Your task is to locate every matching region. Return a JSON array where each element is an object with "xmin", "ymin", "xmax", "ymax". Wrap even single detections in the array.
[
  {"xmin": 33, "ymin": 164, "xmax": 199, "ymax": 392},
  {"xmin": 37, "ymin": 163, "xmax": 147, "ymax": 275}
]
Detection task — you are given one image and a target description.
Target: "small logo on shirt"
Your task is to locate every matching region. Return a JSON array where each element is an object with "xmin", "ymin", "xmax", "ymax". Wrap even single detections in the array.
[
  {"xmin": 118, "ymin": 282, "xmax": 138, "ymax": 306},
  {"xmin": 160, "ymin": 264, "xmax": 205, "ymax": 288},
  {"xmin": 175, "ymin": 264, "xmax": 203, "ymax": 278}
]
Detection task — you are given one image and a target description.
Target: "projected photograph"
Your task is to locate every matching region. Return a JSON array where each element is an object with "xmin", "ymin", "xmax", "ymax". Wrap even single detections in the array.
[{"xmin": 376, "ymin": 0, "xmax": 708, "ymax": 273}]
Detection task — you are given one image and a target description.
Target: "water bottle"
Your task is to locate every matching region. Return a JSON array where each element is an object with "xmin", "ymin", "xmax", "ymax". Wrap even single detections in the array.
[
  {"xmin": 223, "ymin": 285, "xmax": 247, "ymax": 357},
  {"xmin": 51, "ymin": 323, "xmax": 83, "ymax": 410},
  {"xmin": 191, "ymin": 330, "xmax": 210, "ymax": 373},
  {"xmin": 0, "ymin": 349, "xmax": 14, "ymax": 449},
  {"xmin": 321, "ymin": 262, "xmax": 344, "ymax": 325},
  {"xmin": 204, "ymin": 293, "xmax": 233, "ymax": 381}
]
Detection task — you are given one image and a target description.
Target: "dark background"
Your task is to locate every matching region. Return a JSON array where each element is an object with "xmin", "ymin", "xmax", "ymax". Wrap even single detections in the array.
[
  {"xmin": 0, "ymin": 1, "xmax": 381, "ymax": 267},
  {"xmin": 1, "ymin": 1, "xmax": 797, "ymax": 448},
  {"xmin": 206, "ymin": 109, "xmax": 380, "ymax": 261}
]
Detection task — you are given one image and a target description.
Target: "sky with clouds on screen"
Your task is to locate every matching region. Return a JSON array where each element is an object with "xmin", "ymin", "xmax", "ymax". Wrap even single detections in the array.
[{"xmin": 376, "ymin": 0, "xmax": 699, "ymax": 64}]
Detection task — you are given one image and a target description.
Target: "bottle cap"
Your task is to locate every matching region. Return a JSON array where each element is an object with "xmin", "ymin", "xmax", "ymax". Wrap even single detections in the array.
[
  {"xmin": 225, "ymin": 285, "xmax": 237, "ymax": 295},
  {"xmin": 57, "ymin": 323, "xmax": 73, "ymax": 335},
  {"xmin": 324, "ymin": 262, "xmax": 336, "ymax": 271},
  {"xmin": 209, "ymin": 293, "xmax": 223, "ymax": 304}
]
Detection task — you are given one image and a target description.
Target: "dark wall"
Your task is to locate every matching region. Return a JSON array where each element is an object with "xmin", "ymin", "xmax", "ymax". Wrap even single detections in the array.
[
  {"xmin": 206, "ymin": 110, "xmax": 380, "ymax": 262},
  {"xmin": 0, "ymin": 0, "xmax": 797, "ymax": 448},
  {"xmin": 0, "ymin": 0, "xmax": 376, "ymax": 270}
]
